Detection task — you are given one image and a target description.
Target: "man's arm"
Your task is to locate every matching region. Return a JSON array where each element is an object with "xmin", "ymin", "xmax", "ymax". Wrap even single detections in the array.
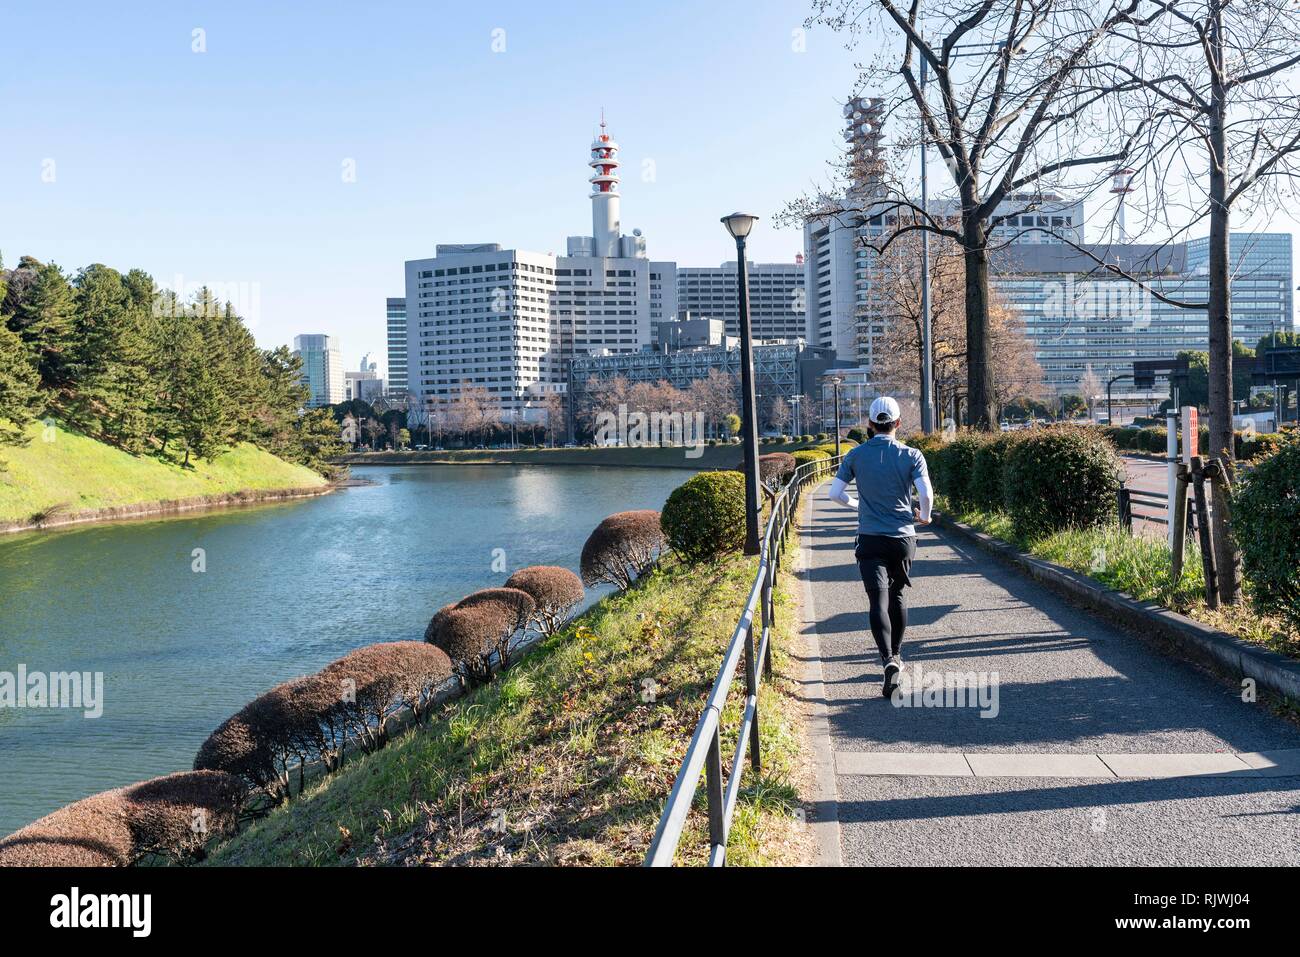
[
  {"xmin": 827, "ymin": 476, "xmax": 858, "ymax": 510},
  {"xmin": 913, "ymin": 453, "xmax": 933, "ymax": 525}
]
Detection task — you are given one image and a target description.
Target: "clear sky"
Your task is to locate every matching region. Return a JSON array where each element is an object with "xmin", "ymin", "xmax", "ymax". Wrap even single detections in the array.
[
  {"xmin": 3, "ymin": 1, "xmax": 1295, "ymax": 376},
  {"xmin": 0, "ymin": 0, "xmax": 860, "ymax": 374}
]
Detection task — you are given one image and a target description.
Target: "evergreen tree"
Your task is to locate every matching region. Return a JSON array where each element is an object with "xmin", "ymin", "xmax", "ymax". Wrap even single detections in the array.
[
  {"xmin": 6, "ymin": 258, "xmax": 76, "ymax": 389},
  {"xmin": 67, "ymin": 264, "xmax": 154, "ymax": 451},
  {"xmin": 0, "ymin": 321, "xmax": 43, "ymax": 446},
  {"xmin": 292, "ymin": 407, "xmax": 346, "ymax": 476}
]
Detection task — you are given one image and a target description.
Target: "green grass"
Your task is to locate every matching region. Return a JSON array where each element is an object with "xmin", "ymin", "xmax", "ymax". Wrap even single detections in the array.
[
  {"xmin": 206, "ymin": 551, "xmax": 812, "ymax": 867},
  {"xmin": 943, "ymin": 496, "xmax": 1296, "ymax": 659},
  {"xmin": 0, "ymin": 421, "xmax": 326, "ymax": 526}
]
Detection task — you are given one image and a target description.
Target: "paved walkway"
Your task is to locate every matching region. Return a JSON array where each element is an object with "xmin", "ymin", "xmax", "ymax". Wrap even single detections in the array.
[{"xmin": 799, "ymin": 491, "xmax": 1300, "ymax": 866}]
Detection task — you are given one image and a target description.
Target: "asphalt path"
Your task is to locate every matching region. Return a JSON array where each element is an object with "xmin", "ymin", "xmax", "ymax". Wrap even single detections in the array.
[{"xmin": 800, "ymin": 491, "xmax": 1300, "ymax": 865}]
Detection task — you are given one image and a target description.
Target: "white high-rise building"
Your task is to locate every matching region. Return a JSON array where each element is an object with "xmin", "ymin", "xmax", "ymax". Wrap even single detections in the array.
[
  {"xmin": 404, "ymin": 121, "xmax": 676, "ymax": 420},
  {"xmin": 292, "ymin": 334, "xmax": 344, "ymax": 408}
]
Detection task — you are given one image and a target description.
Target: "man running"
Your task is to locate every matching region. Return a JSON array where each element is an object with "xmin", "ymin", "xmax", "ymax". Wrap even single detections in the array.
[{"xmin": 826, "ymin": 396, "xmax": 933, "ymax": 698}]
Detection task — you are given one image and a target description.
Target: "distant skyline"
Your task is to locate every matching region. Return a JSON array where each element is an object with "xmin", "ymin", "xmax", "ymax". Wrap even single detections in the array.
[{"xmin": 3, "ymin": 1, "xmax": 1296, "ymax": 377}]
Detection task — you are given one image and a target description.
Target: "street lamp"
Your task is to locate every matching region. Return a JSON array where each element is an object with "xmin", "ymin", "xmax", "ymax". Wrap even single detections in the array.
[
  {"xmin": 722, "ymin": 211, "xmax": 762, "ymax": 555},
  {"xmin": 829, "ymin": 376, "xmax": 843, "ymax": 456}
]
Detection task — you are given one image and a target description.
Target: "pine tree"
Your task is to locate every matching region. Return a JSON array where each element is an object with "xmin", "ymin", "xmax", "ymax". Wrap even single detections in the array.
[
  {"xmin": 6, "ymin": 258, "xmax": 75, "ymax": 390},
  {"xmin": 0, "ymin": 321, "xmax": 43, "ymax": 446}
]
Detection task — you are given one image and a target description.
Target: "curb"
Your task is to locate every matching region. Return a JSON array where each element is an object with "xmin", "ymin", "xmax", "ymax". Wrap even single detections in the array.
[
  {"xmin": 932, "ymin": 512, "xmax": 1300, "ymax": 703},
  {"xmin": 798, "ymin": 482, "xmax": 842, "ymax": 867}
]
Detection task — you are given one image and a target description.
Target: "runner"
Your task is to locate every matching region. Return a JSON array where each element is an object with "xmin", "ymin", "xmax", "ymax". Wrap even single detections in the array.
[{"xmin": 826, "ymin": 396, "xmax": 933, "ymax": 698}]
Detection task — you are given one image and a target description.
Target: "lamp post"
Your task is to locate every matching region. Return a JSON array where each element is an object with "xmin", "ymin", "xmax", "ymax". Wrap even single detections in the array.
[
  {"xmin": 829, "ymin": 376, "xmax": 843, "ymax": 456},
  {"xmin": 722, "ymin": 211, "xmax": 762, "ymax": 556},
  {"xmin": 919, "ymin": 53, "xmax": 935, "ymax": 434}
]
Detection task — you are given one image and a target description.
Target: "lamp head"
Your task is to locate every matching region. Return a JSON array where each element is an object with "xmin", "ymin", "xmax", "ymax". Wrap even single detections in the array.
[{"xmin": 721, "ymin": 212, "xmax": 759, "ymax": 240}]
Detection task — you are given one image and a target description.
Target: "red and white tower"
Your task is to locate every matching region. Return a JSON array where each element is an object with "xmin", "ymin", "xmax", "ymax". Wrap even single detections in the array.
[{"xmin": 589, "ymin": 116, "xmax": 622, "ymax": 257}]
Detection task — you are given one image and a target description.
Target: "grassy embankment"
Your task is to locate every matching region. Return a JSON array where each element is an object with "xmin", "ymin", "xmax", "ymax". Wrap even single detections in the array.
[
  {"xmin": 941, "ymin": 497, "xmax": 1297, "ymax": 661},
  {"xmin": 0, "ymin": 421, "xmax": 327, "ymax": 529},
  {"xmin": 207, "ymin": 548, "xmax": 814, "ymax": 867},
  {"xmin": 335, "ymin": 440, "xmax": 831, "ymax": 470}
]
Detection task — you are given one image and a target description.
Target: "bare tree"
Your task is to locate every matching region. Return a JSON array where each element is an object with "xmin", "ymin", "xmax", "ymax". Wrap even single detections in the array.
[
  {"xmin": 872, "ymin": 226, "xmax": 1044, "ymax": 420},
  {"xmin": 791, "ymin": 0, "xmax": 1161, "ymax": 429},
  {"xmin": 1079, "ymin": 0, "xmax": 1300, "ymax": 603},
  {"xmin": 769, "ymin": 395, "xmax": 793, "ymax": 434}
]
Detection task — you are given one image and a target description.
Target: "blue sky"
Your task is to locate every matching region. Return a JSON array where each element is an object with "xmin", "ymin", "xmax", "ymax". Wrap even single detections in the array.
[
  {"xmin": 4, "ymin": 2, "xmax": 1294, "ymax": 375},
  {"xmin": 0, "ymin": 0, "xmax": 860, "ymax": 372}
]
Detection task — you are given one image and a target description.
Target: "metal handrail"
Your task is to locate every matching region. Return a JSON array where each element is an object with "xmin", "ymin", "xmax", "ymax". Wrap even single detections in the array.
[{"xmin": 645, "ymin": 453, "xmax": 843, "ymax": 866}]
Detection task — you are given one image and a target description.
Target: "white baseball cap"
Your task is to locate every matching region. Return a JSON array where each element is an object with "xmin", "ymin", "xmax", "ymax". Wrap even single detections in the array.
[{"xmin": 869, "ymin": 396, "xmax": 901, "ymax": 424}]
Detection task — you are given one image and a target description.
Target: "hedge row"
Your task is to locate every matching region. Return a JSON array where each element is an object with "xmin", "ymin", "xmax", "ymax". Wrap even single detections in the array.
[
  {"xmin": 1235, "ymin": 433, "xmax": 1300, "ymax": 634},
  {"xmin": 910, "ymin": 425, "xmax": 1124, "ymax": 539}
]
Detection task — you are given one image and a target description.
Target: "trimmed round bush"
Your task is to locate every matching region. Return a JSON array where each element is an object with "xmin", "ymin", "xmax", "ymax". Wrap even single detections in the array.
[
  {"xmin": 791, "ymin": 448, "xmax": 831, "ymax": 469},
  {"xmin": 0, "ymin": 790, "xmax": 134, "ymax": 867},
  {"xmin": 968, "ymin": 432, "xmax": 1020, "ymax": 512},
  {"xmin": 505, "ymin": 565, "xmax": 584, "ymax": 636},
  {"xmin": 661, "ymin": 471, "xmax": 747, "ymax": 563},
  {"xmin": 1003, "ymin": 425, "xmax": 1123, "ymax": 539},
  {"xmin": 1235, "ymin": 434, "xmax": 1300, "ymax": 635},
  {"xmin": 452, "ymin": 588, "xmax": 535, "ymax": 666},
  {"xmin": 121, "ymin": 770, "xmax": 245, "ymax": 862},
  {"xmin": 579, "ymin": 509, "xmax": 665, "ymax": 591},
  {"xmin": 799, "ymin": 434, "xmax": 814, "ymax": 443},
  {"xmin": 194, "ymin": 702, "xmax": 280, "ymax": 799},
  {"xmin": 815, "ymin": 432, "xmax": 829, "ymax": 441},
  {"xmin": 847, "ymin": 427, "xmax": 869, "ymax": 444}
]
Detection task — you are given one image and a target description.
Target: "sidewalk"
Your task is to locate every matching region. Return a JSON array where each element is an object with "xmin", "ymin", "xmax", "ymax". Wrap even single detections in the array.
[{"xmin": 799, "ymin": 491, "xmax": 1300, "ymax": 866}]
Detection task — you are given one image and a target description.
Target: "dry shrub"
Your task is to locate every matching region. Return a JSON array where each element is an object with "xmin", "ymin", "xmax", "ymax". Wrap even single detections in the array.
[
  {"xmin": 505, "ymin": 565, "xmax": 584, "ymax": 636},
  {"xmin": 0, "ymin": 791, "xmax": 134, "ymax": 867},
  {"xmin": 194, "ymin": 675, "xmax": 335, "ymax": 801},
  {"xmin": 454, "ymin": 587, "xmax": 535, "ymax": 666},
  {"xmin": 319, "ymin": 643, "xmax": 418, "ymax": 752},
  {"xmin": 384, "ymin": 641, "xmax": 455, "ymax": 721},
  {"xmin": 580, "ymin": 509, "xmax": 665, "ymax": 591},
  {"xmin": 425, "ymin": 601, "xmax": 518, "ymax": 684},
  {"xmin": 121, "ymin": 770, "xmax": 245, "ymax": 863},
  {"xmin": 194, "ymin": 706, "xmax": 281, "ymax": 800}
]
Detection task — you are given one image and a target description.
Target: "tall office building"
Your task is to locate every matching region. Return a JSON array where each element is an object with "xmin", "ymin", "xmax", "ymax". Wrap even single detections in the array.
[
  {"xmin": 404, "ymin": 121, "xmax": 676, "ymax": 419},
  {"xmin": 292, "ymin": 334, "xmax": 344, "ymax": 408},
  {"xmin": 992, "ymin": 233, "xmax": 1293, "ymax": 395},
  {"xmin": 386, "ymin": 298, "xmax": 407, "ymax": 396},
  {"xmin": 676, "ymin": 260, "xmax": 809, "ymax": 341}
]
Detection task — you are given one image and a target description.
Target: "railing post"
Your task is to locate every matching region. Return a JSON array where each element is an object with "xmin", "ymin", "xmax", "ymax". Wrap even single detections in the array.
[
  {"xmin": 1117, "ymin": 486, "xmax": 1132, "ymax": 534},
  {"xmin": 744, "ymin": 616, "xmax": 761, "ymax": 773},
  {"xmin": 762, "ymin": 559, "xmax": 774, "ymax": 679},
  {"xmin": 705, "ymin": 721, "xmax": 726, "ymax": 853}
]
